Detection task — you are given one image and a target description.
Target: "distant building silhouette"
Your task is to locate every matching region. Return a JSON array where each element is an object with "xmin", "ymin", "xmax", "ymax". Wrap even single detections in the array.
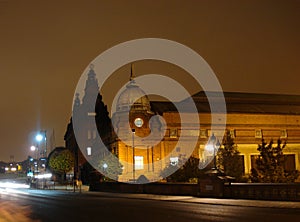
[{"xmin": 64, "ymin": 64, "xmax": 113, "ymax": 182}]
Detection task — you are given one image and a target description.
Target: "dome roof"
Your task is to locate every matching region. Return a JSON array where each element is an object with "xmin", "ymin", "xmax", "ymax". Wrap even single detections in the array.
[{"xmin": 116, "ymin": 80, "xmax": 151, "ymax": 112}]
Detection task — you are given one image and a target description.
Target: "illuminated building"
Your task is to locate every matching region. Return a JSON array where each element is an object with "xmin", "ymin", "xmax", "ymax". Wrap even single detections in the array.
[{"xmin": 65, "ymin": 65, "xmax": 300, "ymax": 182}]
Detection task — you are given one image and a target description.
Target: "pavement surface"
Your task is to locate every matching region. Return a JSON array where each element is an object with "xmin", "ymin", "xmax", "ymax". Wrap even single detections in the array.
[
  {"xmin": 1, "ymin": 174, "xmax": 299, "ymax": 210},
  {"xmin": 79, "ymin": 187, "xmax": 300, "ymax": 209}
]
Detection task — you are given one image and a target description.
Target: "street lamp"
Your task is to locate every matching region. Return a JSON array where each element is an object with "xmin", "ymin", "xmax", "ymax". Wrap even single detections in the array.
[
  {"xmin": 30, "ymin": 145, "xmax": 38, "ymax": 172},
  {"xmin": 73, "ymin": 145, "xmax": 79, "ymax": 193},
  {"xmin": 35, "ymin": 133, "xmax": 43, "ymax": 171},
  {"xmin": 29, "ymin": 131, "xmax": 46, "ymax": 189},
  {"xmin": 32, "ymin": 132, "xmax": 45, "ymax": 174},
  {"xmin": 132, "ymin": 128, "xmax": 135, "ymax": 182},
  {"xmin": 205, "ymin": 133, "xmax": 221, "ymax": 170},
  {"xmin": 103, "ymin": 163, "xmax": 108, "ymax": 169},
  {"xmin": 35, "ymin": 133, "xmax": 43, "ymax": 160},
  {"xmin": 35, "ymin": 131, "xmax": 47, "ymax": 158},
  {"xmin": 35, "ymin": 133, "xmax": 43, "ymax": 143},
  {"xmin": 30, "ymin": 145, "xmax": 36, "ymax": 152}
]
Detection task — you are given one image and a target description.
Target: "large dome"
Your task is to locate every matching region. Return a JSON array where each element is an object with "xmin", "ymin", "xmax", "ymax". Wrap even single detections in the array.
[{"xmin": 116, "ymin": 80, "xmax": 151, "ymax": 112}]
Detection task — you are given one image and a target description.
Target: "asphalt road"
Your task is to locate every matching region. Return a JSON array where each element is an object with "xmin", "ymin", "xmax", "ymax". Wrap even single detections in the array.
[{"xmin": 1, "ymin": 188, "xmax": 300, "ymax": 222}]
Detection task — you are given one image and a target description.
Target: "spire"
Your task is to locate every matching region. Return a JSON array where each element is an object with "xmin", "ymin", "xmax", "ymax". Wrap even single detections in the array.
[
  {"xmin": 82, "ymin": 64, "xmax": 100, "ymax": 110},
  {"xmin": 84, "ymin": 63, "xmax": 99, "ymax": 95},
  {"xmin": 130, "ymin": 63, "xmax": 135, "ymax": 82},
  {"xmin": 88, "ymin": 63, "xmax": 96, "ymax": 80}
]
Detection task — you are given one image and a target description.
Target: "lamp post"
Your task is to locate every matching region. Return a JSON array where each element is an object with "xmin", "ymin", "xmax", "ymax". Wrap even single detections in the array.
[
  {"xmin": 35, "ymin": 133, "xmax": 44, "ymax": 172},
  {"xmin": 30, "ymin": 144, "xmax": 39, "ymax": 189},
  {"xmin": 36, "ymin": 131, "xmax": 47, "ymax": 158},
  {"xmin": 103, "ymin": 163, "xmax": 108, "ymax": 174},
  {"xmin": 132, "ymin": 128, "xmax": 135, "ymax": 182},
  {"xmin": 73, "ymin": 145, "xmax": 79, "ymax": 193},
  {"xmin": 29, "ymin": 132, "xmax": 46, "ymax": 189},
  {"xmin": 205, "ymin": 133, "xmax": 221, "ymax": 170},
  {"xmin": 30, "ymin": 145, "xmax": 38, "ymax": 173},
  {"xmin": 35, "ymin": 133, "xmax": 43, "ymax": 159}
]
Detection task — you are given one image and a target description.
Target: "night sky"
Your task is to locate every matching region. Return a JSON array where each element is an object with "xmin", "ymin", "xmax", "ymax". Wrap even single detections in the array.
[{"xmin": 0, "ymin": 0, "xmax": 299, "ymax": 161}]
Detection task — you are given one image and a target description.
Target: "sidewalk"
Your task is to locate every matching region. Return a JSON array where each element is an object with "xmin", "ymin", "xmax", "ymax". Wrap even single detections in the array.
[
  {"xmin": 86, "ymin": 191, "xmax": 300, "ymax": 209},
  {"xmin": 26, "ymin": 183, "xmax": 300, "ymax": 209},
  {"xmin": 34, "ymin": 183, "xmax": 89, "ymax": 192},
  {"xmin": 29, "ymin": 181, "xmax": 300, "ymax": 209}
]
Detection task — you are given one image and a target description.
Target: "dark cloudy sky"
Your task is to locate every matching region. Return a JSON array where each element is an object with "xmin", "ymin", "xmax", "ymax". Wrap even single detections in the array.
[{"xmin": 0, "ymin": 0, "xmax": 299, "ymax": 161}]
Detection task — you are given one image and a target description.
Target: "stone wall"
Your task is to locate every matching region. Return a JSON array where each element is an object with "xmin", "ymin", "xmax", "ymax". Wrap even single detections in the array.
[
  {"xmin": 89, "ymin": 182, "xmax": 199, "ymax": 196},
  {"xmin": 223, "ymin": 183, "xmax": 300, "ymax": 201},
  {"xmin": 90, "ymin": 181, "xmax": 300, "ymax": 201}
]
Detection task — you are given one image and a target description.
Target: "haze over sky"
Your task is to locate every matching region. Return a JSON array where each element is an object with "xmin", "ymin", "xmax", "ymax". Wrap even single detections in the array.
[{"xmin": 0, "ymin": 0, "xmax": 299, "ymax": 161}]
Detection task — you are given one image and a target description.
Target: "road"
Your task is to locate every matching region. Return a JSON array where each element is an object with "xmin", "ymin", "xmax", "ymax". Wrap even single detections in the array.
[{"xmin": 1, "ymin": 187, "xmax": 300, "ymax": 222}]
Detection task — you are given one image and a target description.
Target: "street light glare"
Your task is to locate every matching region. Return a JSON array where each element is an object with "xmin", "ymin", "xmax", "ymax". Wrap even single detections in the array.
[
  {"xmin": 205, "ymin": 144, "xmax": 214, "ymax": 152},
  {"xmin": 35, "ymin": 134, "xmax": 43, "ymax": 142},
  {"xmin": 30, "ymin": 146, "xmax": 36, "ymax": 151}
]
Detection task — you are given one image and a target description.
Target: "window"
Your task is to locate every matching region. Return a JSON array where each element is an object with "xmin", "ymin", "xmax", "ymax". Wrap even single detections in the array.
[
  {"xmin": 251, "ymin": 155, "xmax": 260, "ymax": 170},
  {"xmin": 280, "ymin": 129, "xmax": 287, "ymax": 138},
  {"xmin": 255, "ymin": 129, "xmax": 262, "ymax": 138},
  {"xmin": 251, "ymin": 154, "xmax": 296, "ymax": 172},
  {"xmin": 87, "ymin": 130, "xmax": 91, "ymax": 140},
  {"xmin": 200, "ymin": 129, "xmax": 207, "ymax": 138},
  {"xmin": 134, "ymin": 156, "xmax": 143, "ymax": 170},
  {"xmin": 284, "ymin": 154, "xmax": 296, "ymax": 172},
  {"xmin": 93, "ymin": 130, "xmax": 97, "ymax": 139},
  {"xmin": 86, "ymin": 147, "xmax": 92, "ymax": 156},
  {"xmin": 230, "ymin": 129, "xmax": 235, "ymax": 138},
  {"xmin": 113, "ymin": 147, "xmax": 118, "ymax": 155},
  {"xmin": 170, "ymin": 129, "xmax": 177, "ymax": 138},
  {"xmin": 234, "ymin": 155, "xmax": 245, "ymax": 174}
]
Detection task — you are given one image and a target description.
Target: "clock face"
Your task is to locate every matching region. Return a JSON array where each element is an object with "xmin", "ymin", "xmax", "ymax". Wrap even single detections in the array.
[{"xmin": 134, "ymin": 118, "xmax": 144, "ymax": 127}]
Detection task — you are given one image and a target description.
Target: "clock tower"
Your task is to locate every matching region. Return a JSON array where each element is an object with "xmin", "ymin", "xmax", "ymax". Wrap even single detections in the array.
[
  {"xmin": 111, "ymin": 64, "xmax": 163, "ymax": 182},
  {"xmin": 112, "ymin": 64, "xmax": 155, "ymax": 140}
]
